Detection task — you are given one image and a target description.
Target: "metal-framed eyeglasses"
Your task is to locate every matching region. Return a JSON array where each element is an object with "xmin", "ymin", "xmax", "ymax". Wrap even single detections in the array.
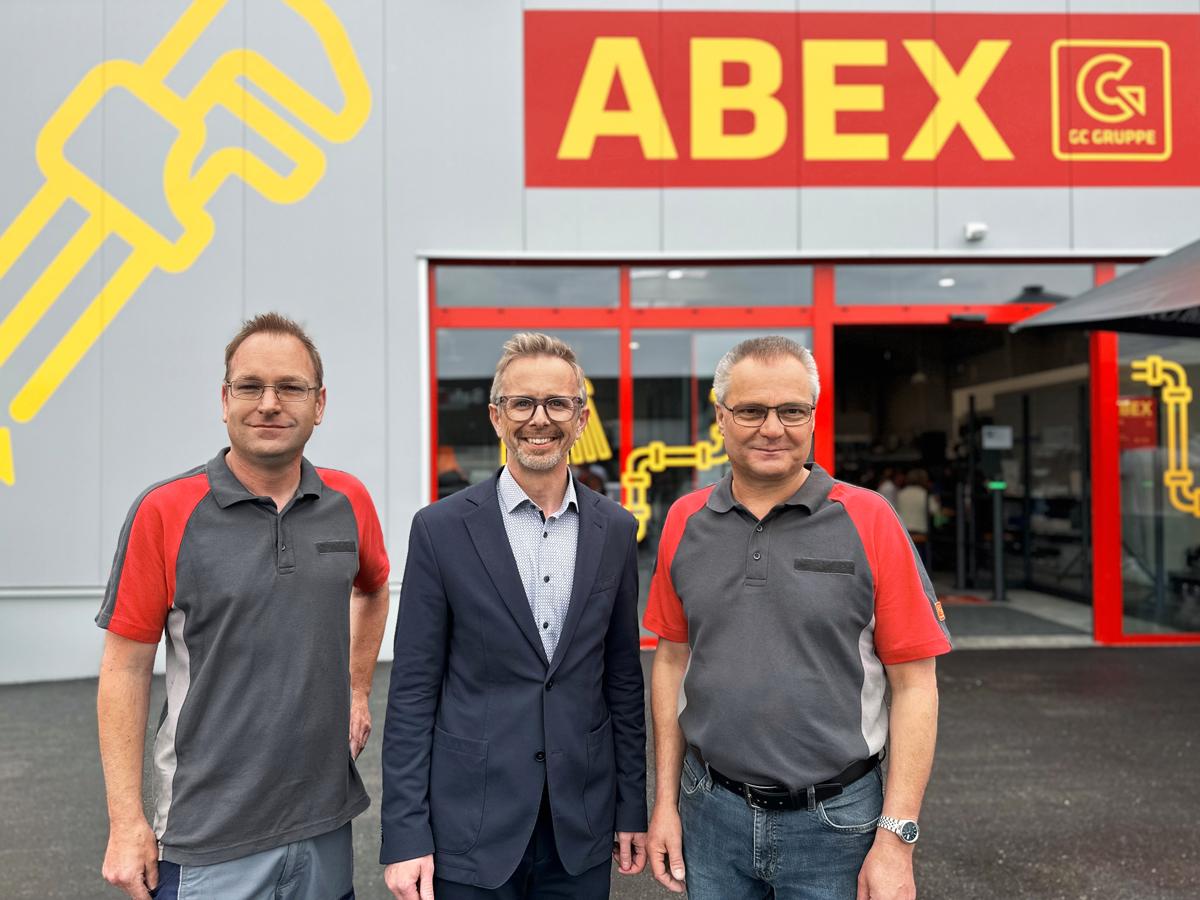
[
  {"xmin": 225, "ymin": 380, "xmax": 319, "ymax": 403},
  {"xmin": 719, "ymin": 402, "xmax": 815, "ymax": 427},
  {"xmin": 495, "ymin": 395, "xmax": 584, "ymax": 422}
]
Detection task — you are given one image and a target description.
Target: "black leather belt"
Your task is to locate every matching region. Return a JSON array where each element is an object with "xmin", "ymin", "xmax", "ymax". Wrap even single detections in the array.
[{"xmin": 693, "ymin": 748, "xmax": 883, "ymax": 811}]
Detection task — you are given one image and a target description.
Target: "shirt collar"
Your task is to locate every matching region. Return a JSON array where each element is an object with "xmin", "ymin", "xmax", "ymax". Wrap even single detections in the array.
[
  {"xmin": 498, "ymin": 465, "xmax": 577, "ymax": 518},
  {"xmin": 206, "ymin": 447, "xmax": 323, "ymax": 509},
  {"xmin": 706, "ymin": 462, "xmax": 834, "ymax": 515}
]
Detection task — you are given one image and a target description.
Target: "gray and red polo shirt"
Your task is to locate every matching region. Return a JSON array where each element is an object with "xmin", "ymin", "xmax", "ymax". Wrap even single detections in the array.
[
  {"xmin": 96, "ymin": 448, "xmax": 389, "ymax": 865},
  {"xmin": 644, "ymin": 463, "xmax": 950, "ymax": 788}
]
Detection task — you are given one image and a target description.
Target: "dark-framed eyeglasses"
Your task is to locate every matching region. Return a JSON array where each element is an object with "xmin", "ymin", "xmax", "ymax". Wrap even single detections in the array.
[
  {"xmin": 720, "ymin": 402, "xmax": 815, "ymax": 427},
  {"xmin": 495, "ymin": 395, "xmax": 583, "ymax": 422},
  {"xmin": 225, "ymin": 380, "xmax": 318, "ymax": 403}
]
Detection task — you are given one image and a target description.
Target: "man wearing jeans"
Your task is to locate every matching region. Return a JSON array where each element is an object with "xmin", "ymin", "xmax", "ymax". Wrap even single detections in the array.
[{"xmin": 644, "ymin": 336, "xmax": 951, "ymax": 900}]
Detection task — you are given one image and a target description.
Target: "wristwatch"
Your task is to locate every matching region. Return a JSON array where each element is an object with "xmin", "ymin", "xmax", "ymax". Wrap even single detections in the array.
[{"xmin": 877, "ymin": 816, "xmax": 920, "ymax": 844}]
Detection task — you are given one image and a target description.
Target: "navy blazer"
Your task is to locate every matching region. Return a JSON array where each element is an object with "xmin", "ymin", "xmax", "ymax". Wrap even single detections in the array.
[{"xmin": 380, "ymin": 472, "xmax": 647, "ymax": 888}]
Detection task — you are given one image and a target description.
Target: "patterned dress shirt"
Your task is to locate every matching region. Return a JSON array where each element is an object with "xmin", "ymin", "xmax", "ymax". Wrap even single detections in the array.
[{"xmin": 497, "ymin": 466, "xmax": 579, "ymax": 662}]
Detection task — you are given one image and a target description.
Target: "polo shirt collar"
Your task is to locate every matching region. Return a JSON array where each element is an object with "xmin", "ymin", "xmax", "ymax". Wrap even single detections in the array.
[
  {"xmin": 498, "ymin": 465, "xmax": 577, "ymax": 518},
  {"xmin": 206, "ymin": 448, "xmax": 323, "ymax": 509},
  {"xmin": 707, "ymin": 462, "xmax": 834, "ymax": 515}
]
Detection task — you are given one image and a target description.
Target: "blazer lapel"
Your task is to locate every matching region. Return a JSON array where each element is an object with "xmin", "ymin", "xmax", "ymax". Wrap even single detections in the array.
[
  {"xmin": 464, "ymin": 477, "xmax": 550, "ymax": 667},
  {"xmin": 548, "ymin": 485, "xmax": 607, "ymax": 678}
]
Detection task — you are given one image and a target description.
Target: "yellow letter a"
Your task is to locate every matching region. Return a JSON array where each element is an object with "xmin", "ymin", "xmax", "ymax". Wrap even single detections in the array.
[{"xmin": 557, "ymin": 37, "xmax": 678, "ymax": 160}]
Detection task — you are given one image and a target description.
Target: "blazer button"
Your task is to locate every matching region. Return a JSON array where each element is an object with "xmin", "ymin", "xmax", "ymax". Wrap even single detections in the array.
[
  {"xmin": 545, "ymin": 680, "xmax": 554, "ymax": 691},
  {"xmin": 534, "ymin": 751, "xmax": 546, "ymax": 762}
]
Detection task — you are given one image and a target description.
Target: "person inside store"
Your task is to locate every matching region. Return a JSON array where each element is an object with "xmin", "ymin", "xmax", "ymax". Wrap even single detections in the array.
[
  {"xmin": 96, "ymin": 313, "xmax": 391, "ymax": 899},
  {"xmin": 644, "ymin": 335, "xmax": 951, "ymax": 900},
  {"xmin": 896, "ymin": 468, "xmax": 940, "ymax": 569},
  {"xmin": 380, "ymin": 332, "xmax": 647, "ymax": 899}
]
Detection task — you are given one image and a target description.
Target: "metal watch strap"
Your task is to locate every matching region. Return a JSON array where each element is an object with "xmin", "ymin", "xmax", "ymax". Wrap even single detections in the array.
[{"xmin": 877, "ymin": 815, "xmax": 919, "ymax": 843}]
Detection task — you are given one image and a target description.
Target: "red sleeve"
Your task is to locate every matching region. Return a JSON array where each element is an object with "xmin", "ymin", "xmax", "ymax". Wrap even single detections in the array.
[
  {"xmin": 642, "ymin": 487, "xmax": 713, "ymax": 643},
  {"xmin": 101, "ymin": 475, "xmax": 209, "ymax": 643},
  {"xmin": 831, "ymin": 484, "xmax": 951, "ymax": 665},
  {"xmin": 319, "ymin": 469, "xmax": 390, "ymax": 592}
]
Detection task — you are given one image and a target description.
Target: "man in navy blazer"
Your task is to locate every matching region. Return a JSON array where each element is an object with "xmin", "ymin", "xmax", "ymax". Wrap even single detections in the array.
[{"xmin": 382, "ymin": 333, "xmax": 648, "ymax": 899}]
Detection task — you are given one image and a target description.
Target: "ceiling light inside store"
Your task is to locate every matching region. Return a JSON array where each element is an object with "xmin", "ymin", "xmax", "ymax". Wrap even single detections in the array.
[
  {"xmin": 628, "ymin": 341, "xmax": 640, "ymax": 350},
  {"xmin": 938, "ymin": 277, "xmax": 956, "ymax": 288},
  {"xmin": 667, "ymin": 269, "xmax": 684, "ymax": 280}
]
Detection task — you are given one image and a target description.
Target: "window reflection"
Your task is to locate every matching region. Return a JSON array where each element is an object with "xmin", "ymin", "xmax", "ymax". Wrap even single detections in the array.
[
  {"xmin": 835, "ymin": 265, "xmax": 1093, "ymax": 305},
  {"xmin": 631, "ymin": 265, "xmax": 812, "ymax": 307},
  {"xmin": 436, "ymin": 266, "xmax": 619, "ymax": 307}
]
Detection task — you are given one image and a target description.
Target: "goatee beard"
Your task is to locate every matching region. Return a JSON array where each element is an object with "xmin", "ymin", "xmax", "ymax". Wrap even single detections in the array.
[{"xmin": 514, "ymin": 446, "xmax": 566, "ymax": 471}]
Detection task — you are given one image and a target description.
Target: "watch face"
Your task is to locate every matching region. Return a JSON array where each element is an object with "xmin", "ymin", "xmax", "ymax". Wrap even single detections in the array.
[{"xmin": 901, "ymin": 821, "xmax": 919, "ymax": 843}]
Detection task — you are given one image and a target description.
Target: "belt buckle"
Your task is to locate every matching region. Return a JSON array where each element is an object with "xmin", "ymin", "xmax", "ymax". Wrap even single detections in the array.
[
  {"xmin": 744, "ymin": 782, "xmax": 782, "ymax": 810},
  {"xmin": 741, "ymin": 784, "xmax": 763, "ymax": 809}
]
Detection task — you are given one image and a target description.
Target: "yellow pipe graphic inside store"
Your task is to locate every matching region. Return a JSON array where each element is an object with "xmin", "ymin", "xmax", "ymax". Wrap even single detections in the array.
[{"xmin": 1131, "ymin": 354, "xmax": 1200, "ymax": 516}]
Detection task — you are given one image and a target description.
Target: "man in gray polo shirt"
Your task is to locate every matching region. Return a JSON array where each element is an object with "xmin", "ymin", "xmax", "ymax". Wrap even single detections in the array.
[
  {"xmin": 96, "ymin": 313, "xmax": 390, "ymax": 899},
  {"xmin": 644, "ymin": 336, "xmax": 950, "ymax": 900}
]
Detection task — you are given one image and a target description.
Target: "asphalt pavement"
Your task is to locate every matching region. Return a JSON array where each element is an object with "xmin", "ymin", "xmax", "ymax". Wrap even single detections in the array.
[{"xmin": 1, "ymin": 647, "xmax": 1197, "ymax": 899}]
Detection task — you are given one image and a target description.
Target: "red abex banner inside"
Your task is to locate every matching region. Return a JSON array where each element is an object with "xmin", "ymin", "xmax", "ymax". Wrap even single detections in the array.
[{"xmin": 524, "ymin": 10, "xmax": 1195, "ymax": 188}]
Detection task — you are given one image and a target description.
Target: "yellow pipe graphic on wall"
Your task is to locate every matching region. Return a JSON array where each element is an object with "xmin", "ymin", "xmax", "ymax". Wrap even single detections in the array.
[
  {"xmin": 0, "ymin": 0, "xmax": 371, "ymax": 486},
  {"xmin": 1131, "ymin": 354, "xmax": 1200, "ymax": 516}
]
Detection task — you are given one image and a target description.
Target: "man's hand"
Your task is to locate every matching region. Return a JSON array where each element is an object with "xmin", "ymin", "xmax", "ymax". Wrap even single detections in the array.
[
  {"xmin": 384, "ymin": 854, "xmax": 435, "ymax": 900},
  {"xmin": 101, "ymin": 817, "xmax": 159, "ymax": 899},
  {"xmin": 856, "ymin": 836, "xmax": 915, "ymax": 900},
  {"xmin": 349, "ymin": 688, "xmax": 371, "ymax": 759},
  {"xmin": 612, "ymin": 831, "xmax": 647, "ymax": 876},
  {"xmin": 646, "ymin": 805, "xmax": 687, "ymax": 893}
]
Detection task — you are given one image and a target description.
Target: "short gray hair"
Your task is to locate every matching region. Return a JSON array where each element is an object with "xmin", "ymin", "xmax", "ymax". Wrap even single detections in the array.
[
  {"xmin": 712, "ymin": 336, "xmax": 820, "ymax": 405},
  {"xmin": 490, "ymin": 332, "xmax": 586, "ymax": 404}
]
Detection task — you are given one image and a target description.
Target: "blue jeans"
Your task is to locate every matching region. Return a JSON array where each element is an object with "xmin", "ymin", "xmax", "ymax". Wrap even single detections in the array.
[{"xmin": 678, "ymin": 749, "xmax": 883, "ymax": 900}]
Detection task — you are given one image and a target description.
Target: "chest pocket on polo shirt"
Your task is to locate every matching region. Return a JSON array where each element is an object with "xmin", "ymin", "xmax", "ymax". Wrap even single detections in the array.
[
  {"xmin": 316, "ymin": 540, "xmax": 357, "ymax": 553},
  {"xmin": 794, "ymin": 558, "xmax": 856, "ymax": 575}
]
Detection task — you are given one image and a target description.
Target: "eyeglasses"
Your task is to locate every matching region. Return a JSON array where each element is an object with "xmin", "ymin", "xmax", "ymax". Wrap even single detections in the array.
[
  {"xmin": 720, "ymin": 402, "xmax": 815, "ymax": 427},
  {"xmin": 225, "ymin": 380, "xmax": 318, "ymax": 403},
  {"xmin": 495, "ymin": 396, "xmax": 583, "ymax": 422}
]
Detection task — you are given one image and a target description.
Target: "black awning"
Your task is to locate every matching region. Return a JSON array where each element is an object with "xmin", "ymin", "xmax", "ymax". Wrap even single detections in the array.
[{"xmin": 1012, "ymin": 237, "xmax": 1200, "ymax": 337}]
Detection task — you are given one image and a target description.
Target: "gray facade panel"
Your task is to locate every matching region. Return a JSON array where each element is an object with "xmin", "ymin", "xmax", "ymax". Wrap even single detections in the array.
[
  {"xmin": 800, "ymin": 189, "xmax": 936, "ymax": 252},
  {"xmin": 526, "ymin": 190, "xmax": 662, "ymax": 253},
  {"xmin": 244, "ymin": 0, "xmax": 388, "ymax": 507},
  {"xmin": 391, "ymin": 0, "xmax": 524, "ymax": 254},
  {"xmin": 0, "ymin": 0, "xmax": 104, "ymax": 587},
  {"xmin": 663, "ymin": 189, "xmax": 799, "ymax": 254},
  {"xmin": 95, "ymin": 1, "xmax": 247, "ymax": 581},
  {"xmin": 525, "ymin": 1, "xmax": 659, "ymax": 9},
  {"xmin": 933, "ymin": 0, "xmax": 1063, "ymax": 11},
  {"xmin": 797, "ymin": 0, "xmax": 930, "ymax": 9},
  {"xmin": 936, "ymin": 189, "xmax": 1071, "ymax": 252},
  {"xmin": 1072, "ymin": 189, "xmax": 1200, "ymax": 254}
]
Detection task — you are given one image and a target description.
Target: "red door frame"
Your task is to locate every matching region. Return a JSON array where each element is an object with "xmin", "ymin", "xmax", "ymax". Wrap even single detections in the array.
[{"xmin": 428, "ymin": 258, "xmax": 1200, "ymax": 647}]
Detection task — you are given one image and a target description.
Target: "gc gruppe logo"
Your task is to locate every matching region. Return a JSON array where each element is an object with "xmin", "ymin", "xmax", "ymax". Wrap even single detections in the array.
[{"xmin": 1051, "ymin": 39, "xmax": 1171, "ymax": 161}]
